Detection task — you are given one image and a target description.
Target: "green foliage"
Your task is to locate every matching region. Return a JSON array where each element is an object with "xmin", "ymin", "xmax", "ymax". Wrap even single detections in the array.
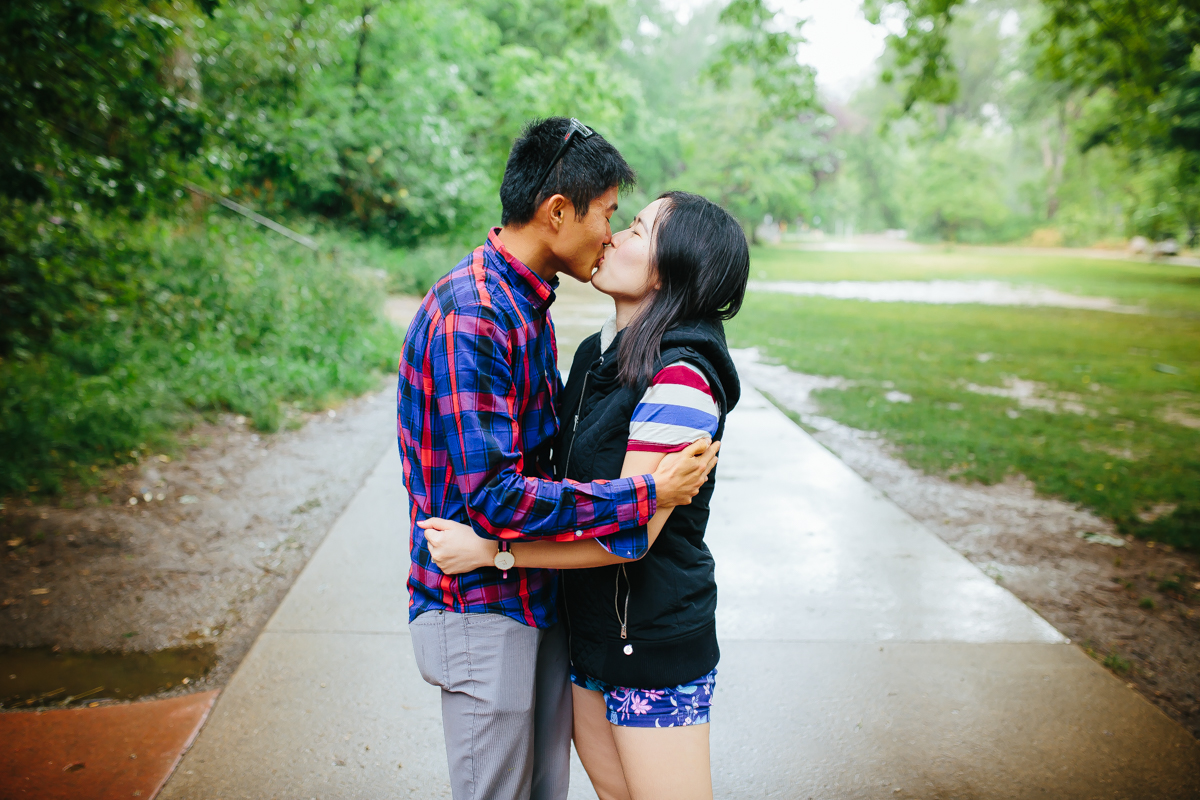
[
  {"xmin": 1034, "ymin": 0, "xmax": 1200, "ymax": 128},
  {"xmin": 674, "ymin": 81, "xmax": 832, "ymax": 236},
  {"xmin": 336, "ymin": 233, "xmax": 464, "ymax": 296},
  {"xmin": 2, "ymin": 199, "xmax": 143, "ymax": 359},
  {"xmin": 196, "ymin": 0, "xmax": 496, "ymax": 244},
  {"xmin": 193, "ymin": 0, "xmax": 650, "ymax": 244},
  {"xmin": 864, "ymin": 0, "xmax": 963, "ymax": 110},
  {"xmin": 857, "ymin": 0, "xmax": 1200, "ymax": 243},
  {"xmin": 3, "ymin": 0, "xmax": 843, "ymax": 502},
  {"xmin": 730, "ymin": 247, "xmax": 1200, "ymax": 546},
  {"xmin": 0, "ymin": 0, "xmax": 205, "ymax": 211},
  {"xmin": 0, "ymin": 214, "xmax": 402, "ymax": 497},
  {"xmin": 900, "ymin": 134, "xmax": 1012, "ymax": 241},
  {"xmin": 706, "ymin": 0, "xmax": 820, "ymax": 121}
]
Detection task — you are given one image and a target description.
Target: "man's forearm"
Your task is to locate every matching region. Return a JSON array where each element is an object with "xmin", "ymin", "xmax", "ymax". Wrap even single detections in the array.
[{"xmin": 461, "ymin": 470, "xmax": 656, "ymax": 543}]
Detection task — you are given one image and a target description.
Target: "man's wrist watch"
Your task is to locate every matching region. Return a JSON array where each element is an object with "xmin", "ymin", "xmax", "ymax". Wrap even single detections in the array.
[{"xmin": 494, "ymin": 540, "xmax": 515, "ymax": 577}]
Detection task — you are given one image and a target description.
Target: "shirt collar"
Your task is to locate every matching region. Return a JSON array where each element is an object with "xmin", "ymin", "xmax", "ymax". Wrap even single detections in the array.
[
  {"xmin": 486, "ymin": 227, "xmax": 557, "ymax": 313},
  {"xmin": 599, "ymin": 312, "xmax": 618, "ymax": 354}
]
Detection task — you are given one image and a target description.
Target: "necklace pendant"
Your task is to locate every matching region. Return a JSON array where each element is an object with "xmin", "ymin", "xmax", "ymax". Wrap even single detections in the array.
[{"xmin": 623, "ymin": 644, "xmax": 633, "ymax": 656}]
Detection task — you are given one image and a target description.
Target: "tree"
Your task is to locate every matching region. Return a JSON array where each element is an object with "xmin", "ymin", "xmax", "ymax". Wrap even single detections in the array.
[
  {"xmin": 0, "ymin": 0, "xmax": 206, "ymax": 212},
  {"xmin": 1, "ymin": 0, "xmax": 209, "ymax": 359},
  {"xmin": 706, "ymin": 0, "xmax": 820, "ymax": 121},
  {"xmin": 865, "ymin": 0, "xmax": 1200, "ymax": 242}
]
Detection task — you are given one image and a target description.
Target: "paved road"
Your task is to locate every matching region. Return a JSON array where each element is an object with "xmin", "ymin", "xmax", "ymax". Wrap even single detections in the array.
[{"xmin": 161, "ymin": 282, "xmax": 1200, "ymax": 799}]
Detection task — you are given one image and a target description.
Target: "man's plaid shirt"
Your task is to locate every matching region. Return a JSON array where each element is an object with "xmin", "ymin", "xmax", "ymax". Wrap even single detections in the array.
[{"xmin": 397, "ymin": 228, "xmax": 655, "ymax": 628}]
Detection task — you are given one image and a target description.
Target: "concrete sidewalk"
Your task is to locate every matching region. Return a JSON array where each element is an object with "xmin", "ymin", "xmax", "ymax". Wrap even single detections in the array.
[{"xmin": 160, "ymin": 386, "xmax": 1200, "ymax": 799}]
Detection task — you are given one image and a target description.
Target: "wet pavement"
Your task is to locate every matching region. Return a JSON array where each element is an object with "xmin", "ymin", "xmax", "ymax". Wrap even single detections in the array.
[
  {"xmin": 158, "ymin": 281, "xmax": 1200, "ymax": 799},
  {"xmin": 1, "ymin": 690, "xmax": 217, "ymax": 800},
  {"xmin": 709, "ymin": 389, "xmax": 1199, "ymax": 799}
]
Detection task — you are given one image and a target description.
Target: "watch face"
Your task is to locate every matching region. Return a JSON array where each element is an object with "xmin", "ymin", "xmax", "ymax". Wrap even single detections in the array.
[{"xmin": 494, "ymin": 550, "xmax": 516, "ymax": 571}]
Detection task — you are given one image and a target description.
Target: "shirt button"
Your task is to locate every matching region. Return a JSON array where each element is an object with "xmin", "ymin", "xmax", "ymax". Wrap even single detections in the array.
[{"xmin": 575, "ymin": 530, "xmax": 583, "ymax": 537}]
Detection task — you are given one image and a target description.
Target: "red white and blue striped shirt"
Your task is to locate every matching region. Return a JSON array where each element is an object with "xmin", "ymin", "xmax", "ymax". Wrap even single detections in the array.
[
  {"xmin": 628, "ymin": 362, "xmax": 720, "ymax": 452},
  {"xmin": 397, "ymin": 230, "xmax": 656, "ymax": 628},
  {"xmin": 597, "ymin": 314, "xmax": 721, "ymax": 453}
]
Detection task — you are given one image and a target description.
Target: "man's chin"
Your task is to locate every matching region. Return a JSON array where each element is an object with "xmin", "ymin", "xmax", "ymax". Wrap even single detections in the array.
[{"xmin": 566, "ymin": 262, "xmax": 600, "ymax": 284}]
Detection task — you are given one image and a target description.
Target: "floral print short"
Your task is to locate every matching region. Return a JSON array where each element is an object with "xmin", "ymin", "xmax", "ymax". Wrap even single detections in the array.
[{"xmin": 570, "ymin": 666, "xmax": 716, "ymax": 728}]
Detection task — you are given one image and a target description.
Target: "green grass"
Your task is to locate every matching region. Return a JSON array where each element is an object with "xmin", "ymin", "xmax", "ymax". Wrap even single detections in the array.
[
  {"xmin": 1102, "ymin": 652, "xmax": 1133, "ymax": 674},
  {"xmin": 728, "ymin": 246, "xmax": 1200, "ymax": 548},
  {"xmin": 1, "ymin": 216, "xmax": 405, "ymax": 498}
]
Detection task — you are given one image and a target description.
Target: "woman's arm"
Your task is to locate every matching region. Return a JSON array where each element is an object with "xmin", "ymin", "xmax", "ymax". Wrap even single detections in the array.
[
  {"xmin": 421, "ymin": 444, "xmax": 715, "ymax": 574},
  {"xmin": 505, "ymin": 450, "xmax": 680, "ymax": 569}
]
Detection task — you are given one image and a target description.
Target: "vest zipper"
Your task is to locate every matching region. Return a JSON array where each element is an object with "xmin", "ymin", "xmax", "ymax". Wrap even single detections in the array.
[
  {"xmin": 614, "ymin": 563, "xmax": 630, "ymax": 641},
  {"xmin": 561, "ymin": 353, "xmax": 602, "ymax": 666},
  {"xmin": 562, "ymin": 353, "xmax": 601, "ymax": 478}
]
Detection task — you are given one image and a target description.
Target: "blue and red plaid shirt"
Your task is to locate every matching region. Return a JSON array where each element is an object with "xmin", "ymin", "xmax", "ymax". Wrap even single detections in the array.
[{"xmin": 397, "ymin": 228, "xmax": 656, "ymax": 628}]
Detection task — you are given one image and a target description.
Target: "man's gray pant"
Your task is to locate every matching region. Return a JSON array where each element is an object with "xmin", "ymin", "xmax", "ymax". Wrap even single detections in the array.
[{"xmin": 410, "ymin": 610, "xmax": 573, "ymax": 800}]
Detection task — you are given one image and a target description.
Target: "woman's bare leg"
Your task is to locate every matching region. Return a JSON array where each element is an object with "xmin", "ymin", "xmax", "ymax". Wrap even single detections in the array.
[
  {"xmin": 572, "ymin": 685, "xmax": 632, "ymax": 800},
  {"xmin": 611, "ymin": 723, "xmax": 712, "ymax": 800}
]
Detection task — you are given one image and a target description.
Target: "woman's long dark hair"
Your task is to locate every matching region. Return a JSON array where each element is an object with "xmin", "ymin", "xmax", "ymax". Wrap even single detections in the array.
[{"xmin": 617, "ymin": 191, "xmax": 750, "ymax": 387}]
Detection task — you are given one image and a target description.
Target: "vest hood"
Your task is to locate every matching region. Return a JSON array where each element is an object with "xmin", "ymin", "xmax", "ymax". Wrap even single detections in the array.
[
  {"xmin": 595, "ymin": 318, "xmax": 741, "ymax": 417},
  {"xmin": 656, "ymin": 318, "xmax": 741, "ymax": 414}
]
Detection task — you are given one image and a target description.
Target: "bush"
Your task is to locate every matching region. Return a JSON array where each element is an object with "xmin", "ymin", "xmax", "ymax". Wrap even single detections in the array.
[
  {"xmin": 0, "ymin": 211, "xmax": 403, "ymax": 497},
  {"xmin": 326, "ymin": 233, "xmax": 463, "ymax": 297}
]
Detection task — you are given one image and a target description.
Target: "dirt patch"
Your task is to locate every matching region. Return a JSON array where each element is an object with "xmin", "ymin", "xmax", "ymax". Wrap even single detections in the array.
[
  {"xmin": 964, "ymin": 376, "xmax": 1096, "ymax": 416},
  {"xmin": 1, "ymin": 377, "xmax": 399, "ymax": 704},
  {"xmin": 736, "ymin": 349, "xmax": 1200, "ymax": 739}
]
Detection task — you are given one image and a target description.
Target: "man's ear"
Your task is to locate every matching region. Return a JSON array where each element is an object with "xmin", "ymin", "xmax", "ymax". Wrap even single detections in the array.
[{"xmin": 543, "ymin": 194, "xmax": 570, "ymax": 233}]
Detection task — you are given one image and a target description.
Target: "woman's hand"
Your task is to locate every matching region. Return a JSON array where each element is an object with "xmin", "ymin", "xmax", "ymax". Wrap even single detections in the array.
[{"xmin": 418, "ymin": 517, "xmax": 498, "ymax": 575}]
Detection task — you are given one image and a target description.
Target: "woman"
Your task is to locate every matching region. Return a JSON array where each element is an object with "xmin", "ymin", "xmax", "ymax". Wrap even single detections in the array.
[{"xmin": 421, "ymin": 191, "xmax": 749, "ymax": 800}]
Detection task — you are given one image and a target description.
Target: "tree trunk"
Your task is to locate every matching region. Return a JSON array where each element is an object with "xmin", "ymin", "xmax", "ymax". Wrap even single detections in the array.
[
  {"xmin": 352, "ymin": 4, "xmax": 375, "ymax": 94},
  {"xmin": 1040, "ymin": 101, "xmax": 1073, "ymax": 221}
]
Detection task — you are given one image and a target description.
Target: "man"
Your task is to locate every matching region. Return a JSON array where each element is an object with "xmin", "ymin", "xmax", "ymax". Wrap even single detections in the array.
[{"xmin": 397, "ymin": 117, "xmax": 720, "ymax": 800}]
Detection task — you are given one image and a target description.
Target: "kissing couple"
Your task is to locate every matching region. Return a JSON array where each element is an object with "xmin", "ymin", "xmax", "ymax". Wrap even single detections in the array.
[{"xmin": 397, "ymin": 116, "xmax": 749, "ymax": 800}]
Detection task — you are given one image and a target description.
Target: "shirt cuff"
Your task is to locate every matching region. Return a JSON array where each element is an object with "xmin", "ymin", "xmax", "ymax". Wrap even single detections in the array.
[
  {"xmin": 594, "ymin": 525, "xmax": 649, "ymax": 560},
  {"xmin": 634, "ymin": 473, "xmax": 657, "ymax": 523}
]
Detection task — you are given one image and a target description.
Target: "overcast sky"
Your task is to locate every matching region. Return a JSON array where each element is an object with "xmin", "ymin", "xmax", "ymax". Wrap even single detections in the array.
[
  {"xmin": 663, "ymin": 0, "xmax": 887, "ymax": 101},
  {"xmin": 787, "ymin": 0, "xmax": 887, "ymax": 100}
]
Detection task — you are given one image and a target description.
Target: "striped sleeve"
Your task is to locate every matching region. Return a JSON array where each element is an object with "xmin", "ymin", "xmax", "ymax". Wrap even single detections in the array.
[{"xmin": 627, "ymin": 361, "xmax": 719, "ymax": 453}]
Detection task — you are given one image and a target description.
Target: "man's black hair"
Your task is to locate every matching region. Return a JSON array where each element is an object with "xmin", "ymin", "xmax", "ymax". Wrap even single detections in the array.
[{"xmin": 499, "ymin": 117, "xmax": 636, "ymax": 226}]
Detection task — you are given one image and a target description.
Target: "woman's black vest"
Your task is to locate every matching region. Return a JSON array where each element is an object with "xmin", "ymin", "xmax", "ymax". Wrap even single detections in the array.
[{"xmin": 554, "ymin": 318, "xmax": 740, "ymax": 688}]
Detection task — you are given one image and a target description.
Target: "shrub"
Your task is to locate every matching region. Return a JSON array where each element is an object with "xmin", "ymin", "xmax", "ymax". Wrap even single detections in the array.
[
  {"xmin": 325, "ymin": 233, "xmax": 464, "ymax": 297},
  {"xmin": 0, "ymin": 211, "xmax": 403, "ymax": 497}
]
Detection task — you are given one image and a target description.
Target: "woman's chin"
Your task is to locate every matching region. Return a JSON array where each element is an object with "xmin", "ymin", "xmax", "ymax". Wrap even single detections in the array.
[{"xmin": 589, "ymin": 274, "xmax": 614, "ymax": 296}]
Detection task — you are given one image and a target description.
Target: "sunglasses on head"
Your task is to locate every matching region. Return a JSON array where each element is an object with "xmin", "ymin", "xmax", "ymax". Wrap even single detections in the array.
[{"xmin": 530, "ymin": 118, "xmax": 596, "ymax": 204}]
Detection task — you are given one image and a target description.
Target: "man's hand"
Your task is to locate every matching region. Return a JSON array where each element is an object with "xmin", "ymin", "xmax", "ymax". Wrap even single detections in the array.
[
  {"xmin": 652, "ymin": 438, "xmax": 720, "ymax": 509},
  {"xmin": 419, "ymin": 517, "xmax": 498, "ymax": 575}
]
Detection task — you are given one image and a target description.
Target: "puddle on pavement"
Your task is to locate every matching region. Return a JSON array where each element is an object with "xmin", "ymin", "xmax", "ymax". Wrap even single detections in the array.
[{"xmin": 0, "ymin": 644, "xmax": 215, "ymax": 710}]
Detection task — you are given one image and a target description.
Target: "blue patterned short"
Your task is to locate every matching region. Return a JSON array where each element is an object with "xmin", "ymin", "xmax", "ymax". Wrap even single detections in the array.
[{"xmin": 570, "ymin": 666, "xmax": 716, "ymax": 728}]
